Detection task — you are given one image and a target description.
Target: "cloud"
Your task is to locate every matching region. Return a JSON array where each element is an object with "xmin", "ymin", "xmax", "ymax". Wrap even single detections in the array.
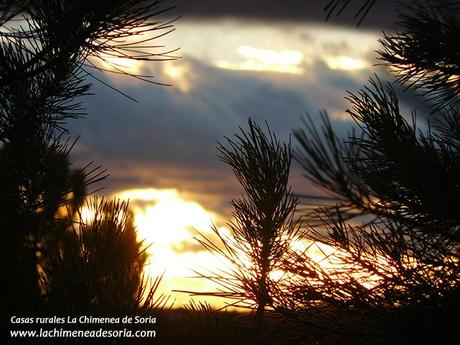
[
  {"xmin": 68, "ymin": 19, "xmax": 384, "ymax": 217},
  {"xmin": 169, "ymin": 0, "xmax": 399, "ymax": 29},
  {"xmin": 73, "ymin": 57, "xmax": 313, "ymax": 162}
]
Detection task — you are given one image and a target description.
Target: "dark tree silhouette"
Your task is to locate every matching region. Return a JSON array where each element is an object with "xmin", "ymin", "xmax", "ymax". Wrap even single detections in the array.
[
  {"xmin": 378, "ymin": 0, "xmax": 460, "ymax": 110},
  {"xmin": 176, "ymin": 301, "xmax": 248, "ymax": 345},
  {"xmin": 43, "ymin": 198, "xmax": 166, "ymax": 316},
  {"xmin": 274, "ymin": 1, "xmax": 460, "ymax": 344},
  {"xmin": 0, "ymin": 0, "xmax": 175, "ymax": 338},
  {"xmin": 194, "ymin": 120, "xmax": 301, "ymax": 343}
]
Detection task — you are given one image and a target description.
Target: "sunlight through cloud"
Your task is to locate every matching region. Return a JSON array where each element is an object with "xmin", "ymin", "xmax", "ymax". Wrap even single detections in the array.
[
  {"xmin": 324, "ymin": 55, "xmax": 369, "ymax": 71},
  {"xmin": 114, "ymin": 188, "xmax": 228, "ymax": 306},
  {"xmin": 215, "ymin": 46, "xmax": 304, "ymax": 74},
  {"xmin": 162, "ymin": 61, "xmax": 192, "ymax": 92},
  {"xmin": 96, "ymin": 53, "xmax": 142, "ymax": 75},
  {"xmin": 116, "ymin": 188, "xmax": 215, "ymax": 249}
]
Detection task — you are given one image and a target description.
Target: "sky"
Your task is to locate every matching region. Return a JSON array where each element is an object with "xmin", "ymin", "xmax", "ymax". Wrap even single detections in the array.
[
  {"xmin": 66, "ymin": 1, "xmax": 417, "ymax": 307},
  {"xmin": 171, "ymin": 0, "xmax": 398, "ymax": 28}
]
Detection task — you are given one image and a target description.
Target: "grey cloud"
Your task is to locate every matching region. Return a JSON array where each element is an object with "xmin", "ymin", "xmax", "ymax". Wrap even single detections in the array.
[
  {"xmin": 322, "ymin": 41, "xmax": 350, "ymax": 55},
  {"xmin": 68, "ymin": 55, "xmax": 368, "ymax": 217},
  {"xmin": 72, "ymin": 57, "xmax": 318, "ymax": 166},
  {"xmin": 170, "ymin": 0, "xmax": 399, "ymax": 29}
]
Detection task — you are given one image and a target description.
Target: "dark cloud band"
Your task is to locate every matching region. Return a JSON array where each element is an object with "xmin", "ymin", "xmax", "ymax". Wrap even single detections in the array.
[{"xmin": 170, "ymin": 0, "xmax": 398, "ymax": 29}]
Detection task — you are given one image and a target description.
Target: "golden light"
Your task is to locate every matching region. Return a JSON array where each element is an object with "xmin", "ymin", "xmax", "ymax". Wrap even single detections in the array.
[
  {"xmin": 162, "ymin": 62, "xmax": 192, "ymax": 93},
  {"xmin": 115, "ymin": 188, "xmax": 228, "ymax": 306},
  {"xmin": 215, "ymin": 45, "xmax": 304, "ymax": 74},
  {"xmin": 269, "ymin": 269, "xmax": 285, "ymax": 281},
  {"xmin": 325, "ymin": 55, "xmax": 369, "ymax": 71},
  {"xmin": 79, "ymin": 205, "xmax": 96, "ymax": 224},
  {"xmin": 109, "ymin": 187, "xmax": 397, "ymax": 306},
  {"xmin": 95, "ymin": 53, "xmax": 142, "ymax": 75},
  {"xmin": 448, "ymin": 74, "xmax": 460, "ymax": 83},
  {"xmin": 116, "ymin": 188, "xmax": 215, "ymax": 255},
  {"xmin": 286, "ymin": 239, "xmax": 390, "ymax": 290},
  {"xmin": 239, "ymin": 46, "xmax": 303, "ymax": 66}
]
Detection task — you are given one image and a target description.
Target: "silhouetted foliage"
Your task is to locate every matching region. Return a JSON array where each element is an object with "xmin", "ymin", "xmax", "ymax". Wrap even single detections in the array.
[
  {"xmin": 0, "ymin": 1, "xmax": 174, "ymax": 340},
  {"xmin": 276, "ymin": 1, "xmax": 460, "ymax": 344},
  {"xmin": 378, "ymin": 0, "xmax": 460, "ymax": 110},
  {"xmin": 176, "ymin": 301, "xmax": 248, "ymax": 345},
  {"xmin": 0, "ymin": 125, "xmax": 100, "ymax": 316},
  {"xmin": 194, "ymin": 120, "xmax": 301, "ymax": 342},
  {"xmin": 43, "ymin": 198, "xmax": 167, "ymax": 316}
]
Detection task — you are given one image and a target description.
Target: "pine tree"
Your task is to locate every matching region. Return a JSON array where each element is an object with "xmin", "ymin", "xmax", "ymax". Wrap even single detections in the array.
[
  {"xmin": 195, "ymin": 120, "xmax": 301, "ymax": 342},
  {"xmin": 277, "ymin": 1, "xmax": 460, "ymax": 344},
  {"xmin": 0, "ymin": 0, "xmax": 175, "ymax": 337},
  {"xmin": 42, "ymin": 198, "xmax": 166, "ymax": 316}
]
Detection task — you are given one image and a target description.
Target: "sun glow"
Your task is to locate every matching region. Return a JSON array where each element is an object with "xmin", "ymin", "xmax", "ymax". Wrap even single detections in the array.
[
  {"xmin": 109, "ymin": 188, "xmax": 395, "ymax": 307},
  {"xmin": 115, "ymin": 188, "xmax": 228, "ymax": 306},
  {"xmin": 79, "ymin": 205, "xmax": 96, "ymax": 224},
  {"xmin": 116, "ymin": 188, "xmax": 215, "ymax": 256}
]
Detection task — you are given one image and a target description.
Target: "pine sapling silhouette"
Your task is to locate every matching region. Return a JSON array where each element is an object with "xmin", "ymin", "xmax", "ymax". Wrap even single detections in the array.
[
  {"xmin": 194, "ymin": 120, "xmax": 301, "ymax": 341},
  {"xmin": 43, "ymin": 198, "xmax": 167, "ymax": 316}
]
